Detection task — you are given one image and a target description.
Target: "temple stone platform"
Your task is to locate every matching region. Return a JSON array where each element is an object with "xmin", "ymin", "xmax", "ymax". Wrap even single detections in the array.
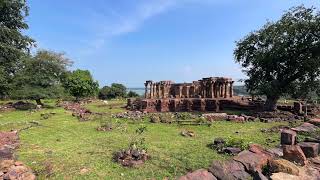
[{"xmin": 128, "ymin": 77, "xmax": 262, "ymax": 113}]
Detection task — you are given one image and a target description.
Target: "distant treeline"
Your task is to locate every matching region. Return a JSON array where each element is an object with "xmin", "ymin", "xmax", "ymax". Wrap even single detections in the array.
[{"xmin": 233, "ymin": 86, "xmax": 249, "ymax": 96}]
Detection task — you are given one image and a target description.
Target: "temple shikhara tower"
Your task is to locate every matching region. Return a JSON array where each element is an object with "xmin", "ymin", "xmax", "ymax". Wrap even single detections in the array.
[{"xmin": 128, "ymin": 77, "xmax": 254, "ymax": 112}]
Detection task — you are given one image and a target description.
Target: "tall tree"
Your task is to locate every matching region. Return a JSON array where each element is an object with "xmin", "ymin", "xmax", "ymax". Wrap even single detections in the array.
[
  {"xmin": 0, "ymin": 0, "xmax": 35, "ymax": 97},
  {"xmin": 12, "ymin": 50, "xmax": 72, "ymax": 105},
  {"xmin": 64, "ymin": 69, "xmax": 99, "ymax": 100},
  {"xmin": 234, "ymin": 6, "xmax": 320, "ymax": 111}
]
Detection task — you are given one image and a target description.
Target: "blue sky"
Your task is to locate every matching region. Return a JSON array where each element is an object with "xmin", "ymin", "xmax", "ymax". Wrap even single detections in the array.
[{"xmin": 26, "ymin": 0, "xmax": 320, "ymax": 87}]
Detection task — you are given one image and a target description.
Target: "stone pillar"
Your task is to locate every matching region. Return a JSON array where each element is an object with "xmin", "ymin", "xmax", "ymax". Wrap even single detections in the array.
[
  {"xmin": 179, "ymin": 86, "xmax": 182, "ymax": 98},
  {"xmin": 230, "ymin": 81, "xmax": 234, "ymax": 98},
  {"xmin": 157, "ymin": 84, "xmax": 160, "ymax": 98},
  {"xmin": 149, "ymin": 82, "xmax": 153, "ymax": 99},
  {"xmin": 186, "ymin": 86, "xmax": 190, "ymax": 98},
  {"xmin": 162, "ymin": 85, "xmax": 165, "ymax": 98},
  {"xmin": 210, "ymin": 82, "xmax": 214, "ymax": 98},
  {"xmin": 144, "ymin": 82, "xmax": 148, "ymax": 98},
  {"xmin": 216, "ymin": 83, "xmax": 220, "ymax": 98},
  {"xmin": 224, "ymin": 82, "xmax": 228, "ymax": 98}
]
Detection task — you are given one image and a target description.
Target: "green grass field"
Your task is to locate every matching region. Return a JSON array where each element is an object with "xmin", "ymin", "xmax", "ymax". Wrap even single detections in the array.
[{"xmin": 0, "ymin": 100, "xmax": 289, "ymax": 179}]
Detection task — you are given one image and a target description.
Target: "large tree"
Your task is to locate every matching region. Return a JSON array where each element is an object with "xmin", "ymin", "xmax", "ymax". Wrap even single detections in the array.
[
  {"xmin": 98, "ymin": 83, "xmax": 127, "ymax": 100},
  {"xmin": 0, "ymin": 0, "xmax": 34, "ymax": 97},
  {"xmin": 234, "ymin": 6, "xmax": 320, "ymax": 111},
  {"xmin": 64, "ymin": 69, "xmax": 99, "ymax": 100},
  {"xmin": 11, "ymin": 50, "xmax": 72, "ymax": 105}
]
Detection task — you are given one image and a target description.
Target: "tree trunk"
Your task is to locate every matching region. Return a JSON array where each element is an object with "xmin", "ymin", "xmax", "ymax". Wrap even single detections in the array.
[
  {"xmin": 35, "ymin": 99, "xmax": 44, "ymax": 106},
  {"xmin": 264, "ymin": 96, "xmax": 279, "ymax": 111}
]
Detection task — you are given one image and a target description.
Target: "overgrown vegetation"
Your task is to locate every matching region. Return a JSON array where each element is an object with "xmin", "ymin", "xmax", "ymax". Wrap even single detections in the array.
[{"xmin": 0, "ymin": 100, "xmax": 288, "ymax": 179}]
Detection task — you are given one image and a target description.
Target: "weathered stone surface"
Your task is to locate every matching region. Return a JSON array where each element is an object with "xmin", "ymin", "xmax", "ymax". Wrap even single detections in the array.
[
  {"xmin": 298, "ymin": 142, "xmax": 319, "ymax": 158},
  {"xmin": 283, "ymin": 145, "xmax": 307, "ymax": 165},
  {"xmin": 0, "ymin": 160, "xmax": 14, "ymax": 173},
  {"xmin": 300, "ymin": 166, "xmax": 320, "ymax": 180},
  {"xmin": 233, "ymin": 150, "xmax": 271, "ymax": 172},
  {"xmin": 249, "ymin": 144, "xmax": 273, "ymax": 158},
  {"xmin": 0, "ymin": 147, "xmax": 14, "ymax": 160},
  {"xmin": 270, "ymin": 159, "xmax": 300, "ymax": 175},
  {"xmin": 223, "ymin": 147, "xmax": 241, "ymax": 155},
  {"xmin": 270, "ymin": 172, "xmax": 300, "ymax": 180},
  {"xmin": 309, "ymin": 118, "xmax": 320, "ymax": 127},
  {"xmin": 208, "ymin": 160, "xmax": 250, "ymax": 180},
  {"xmin": 281, "ymin": 129, "xmax": 297, "ymax": 145},
  {"xmin": 267, "ymin": 148, "xmax": 283, "ymax": 157},
  {"xmin": 178, "ymin": 169, "xmax": 217, "ymax": 180},
  {"xmin": 203, "ymin": 113, "xmax": 227, "ymax": 121},
  {"xmin": 291, "ymin": 122, "xmax": 319, "ymax": 133}
]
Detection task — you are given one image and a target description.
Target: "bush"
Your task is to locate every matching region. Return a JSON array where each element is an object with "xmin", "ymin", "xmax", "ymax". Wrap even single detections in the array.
[
  {"xmin": 127, "ymin": 91, "xmax": 140, "ymax": 98},
  {"xmin": 99, "ymin": 83, "xmax": 127, "ymax": 100}
]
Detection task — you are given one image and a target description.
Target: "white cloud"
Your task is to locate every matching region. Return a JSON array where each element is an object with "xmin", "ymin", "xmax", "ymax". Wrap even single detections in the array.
[
  {"xmin": 83, "ymin": 0, "xmax": 232, "ymax": 55},
  {"xmin": 83, "ymin": 0, "xmax": 177, "ymax": 54}
]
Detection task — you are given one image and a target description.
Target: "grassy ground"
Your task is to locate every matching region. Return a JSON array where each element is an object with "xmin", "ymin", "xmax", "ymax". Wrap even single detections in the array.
[{"xmin": 0, "ymin": 100, "xmax": 289, "ymax": 180}]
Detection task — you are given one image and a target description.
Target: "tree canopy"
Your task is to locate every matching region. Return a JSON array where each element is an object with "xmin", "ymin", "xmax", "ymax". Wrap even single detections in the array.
[
  {"xmin": 234, "ymin": 6, "xmax": 320, "ymax": 111},
  {"xmin": 98, "ymin": 83, "xmax": 127, "ymax": 100},
  {"xmin": 0, "ymin": 0, "xmax": 35, "ymax": 97},
  {"xmin": 11, "ymin": 50, "xmax": 72, "ymax": 104},
  {"xmin": 64, "ymin": 69, "xmax": 99, "ymax": 100}
]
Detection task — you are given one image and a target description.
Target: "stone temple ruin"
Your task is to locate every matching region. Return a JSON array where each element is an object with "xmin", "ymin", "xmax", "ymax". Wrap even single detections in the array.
[{"xmin": 128, "ymin": 77, "xmax": 258, "ymax": 112}]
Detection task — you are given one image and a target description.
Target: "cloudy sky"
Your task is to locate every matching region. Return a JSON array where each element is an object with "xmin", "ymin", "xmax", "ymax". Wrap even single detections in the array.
[{"xmin": 26, "ymin": 0, "xmax": 320, "ymax": 87}]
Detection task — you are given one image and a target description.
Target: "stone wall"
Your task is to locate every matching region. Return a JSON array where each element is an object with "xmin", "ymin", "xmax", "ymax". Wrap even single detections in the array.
[{"xmin": 133, "ymin": 98, "xmax": 259, "ymax": 113}]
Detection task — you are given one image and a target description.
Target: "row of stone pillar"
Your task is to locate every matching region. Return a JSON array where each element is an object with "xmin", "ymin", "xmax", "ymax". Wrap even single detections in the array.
[
  {"xmin": 200, "ymin": 81, "xmax": 234, "ymax": 98},
  {"xmin": 145, "ymin": 82, "xmax": 170, "ymax": 99}
]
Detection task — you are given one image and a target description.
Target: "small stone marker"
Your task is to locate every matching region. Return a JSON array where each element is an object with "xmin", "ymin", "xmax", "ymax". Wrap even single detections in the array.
[
  {"xmin": 297, "ymin": 142, "xmax": 319, "ymax": 158},
  {"xmin": 281, "ymin": 129, "xmax": 297, "ymax": 145}
]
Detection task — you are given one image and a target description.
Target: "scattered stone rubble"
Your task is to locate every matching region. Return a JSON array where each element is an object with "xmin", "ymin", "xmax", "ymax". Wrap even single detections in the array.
[
  {"xmin": 178, "ymin": 117, "xmax": 320, "ymax": 180},
  {"xmin": 0, "ymin": 103, "xmax": 15, "ymax": 112},
  {"xmin": 111, "ymin": 111, "xmax": 147, "ymax": 120},
  {"xmin": 0, "ymin": 131, "xmax": 36, "ymax": 180},
  {"xmin": 202, "ymin": 113, "xmax": 256, "ymax": 122},
  {"xmin": 113, "ymin": 148, "xmax": 149, "ymax": 167},
  {"xmin": 58, "ymin": 101, "xmax": 93, "ymax": 121}
]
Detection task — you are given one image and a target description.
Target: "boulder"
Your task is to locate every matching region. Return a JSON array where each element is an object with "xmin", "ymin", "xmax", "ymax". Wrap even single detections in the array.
[
  {"xmin": 269, "ymin": 159, "xmax": 300, "ymax": 176},
  {"xmin": 270, "ymin": 172, "xmax": 300, "ymax": 180},
  {"xmin": 291, "ymin": 123, "xmax": 319, "ymax": 133},
  {"xmin": 283, "ymin": 145, "xmax": 307, "ymax": 165},
  {"xmin": 309, "ymin": 118, "xmax": 320, "ymax": 127},
  {"xmin": 178, "ymin": 169, "xmax": 217, "ymax": 180},
  {"xmin": 249, "ymin": 144, "xmax": 273, "ymax": 158},
  {"xmin": 281, "ymin": 129, "xmax": 297, "ymax": 145},
  {"xmin": 233, "ymin": 150, "xmax": 271, "ymax": 172},
  {"xmin": 208, "ymin": 160, "xmax": 250, "ymax": 180},
  {"xmin": 299, "ymin": 166, "xmax": 320, "ymax": 180},
  {"xmin": 223, "ymin": 147, "xmax": 241, "ymax": 155},
  {"xmin": 297, "ymin": 142, "xmax": 319, "ymax": 158},
  {"xmin": 0, "ymin": 160, "xmax": 14, "ymax": 173}
]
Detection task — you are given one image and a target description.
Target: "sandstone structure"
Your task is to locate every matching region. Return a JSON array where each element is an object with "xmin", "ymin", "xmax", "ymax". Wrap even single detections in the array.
[
  {"xmin": 144, "ymin": 77, "xmax": 234, "ymax": 99},
  {"xmin": 129, "ymin": 77, "xmax": 259, "ymax": 112}
]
